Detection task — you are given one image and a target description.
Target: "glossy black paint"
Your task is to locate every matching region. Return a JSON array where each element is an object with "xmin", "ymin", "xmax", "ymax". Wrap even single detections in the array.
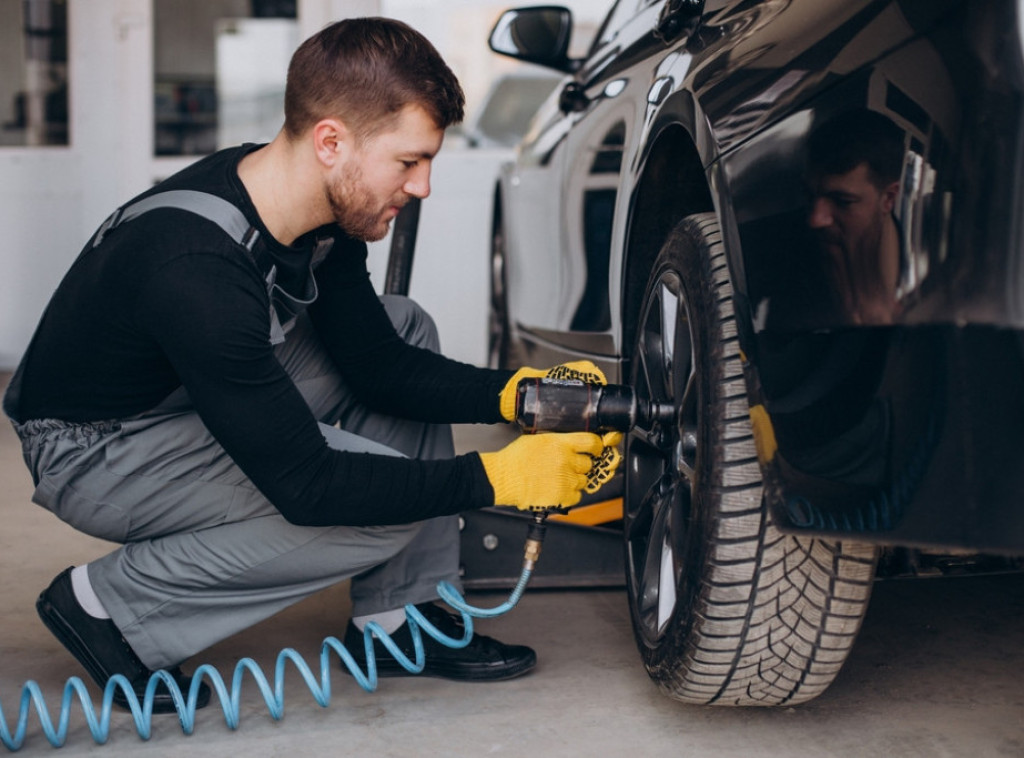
[{"xmin": 491, "ymin": 0, "xmax": 1024, "ymax": 555}]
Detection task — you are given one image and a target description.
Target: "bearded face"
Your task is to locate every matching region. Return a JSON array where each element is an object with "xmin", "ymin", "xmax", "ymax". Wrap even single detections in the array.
[
  {"xmin": 326, "ymin": 162, "xmax": 407, "ymax": 242},
  {"xmin": 807, "ymin": 163, "xmax": 901, "ymax": 324},
  {"xmin": 322, "ymin": 104, "xmax": 443, "ymax": 242}
]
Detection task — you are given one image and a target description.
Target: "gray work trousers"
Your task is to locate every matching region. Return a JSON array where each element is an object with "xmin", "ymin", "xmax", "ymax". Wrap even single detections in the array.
[{"xmin": 9, "ymin": 295, "xmax": 462, "ymax": 669}]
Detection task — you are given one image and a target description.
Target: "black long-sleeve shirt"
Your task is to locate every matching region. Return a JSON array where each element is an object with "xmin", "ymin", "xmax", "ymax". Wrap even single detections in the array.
[{"xmin": 10, "ymin": 145, "xmax": 513, "ymax": 526}]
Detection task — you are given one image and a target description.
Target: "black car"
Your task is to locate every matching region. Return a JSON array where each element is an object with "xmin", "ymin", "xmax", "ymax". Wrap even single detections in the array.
[{"xmin": 485, "ymin": 0, "xmax": 1024, "ymax": 706}]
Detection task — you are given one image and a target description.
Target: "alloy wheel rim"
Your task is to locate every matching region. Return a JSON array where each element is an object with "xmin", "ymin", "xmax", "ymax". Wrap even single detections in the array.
[{"xmin": 626, "ymin": 270, "xmax": 698, "ymax": 645}]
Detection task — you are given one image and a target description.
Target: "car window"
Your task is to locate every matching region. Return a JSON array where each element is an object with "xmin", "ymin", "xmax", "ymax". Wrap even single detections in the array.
[
  {"xmin": 590, "ymin": 0, "xmax": 630, "ymax": 52},
  {"xmin": 468, "ymin": 73, "xmax": 562, "ymax": 147},
  {"xmin": 589, "ymin": 0, "xmax": 646, "ymax": 56}
]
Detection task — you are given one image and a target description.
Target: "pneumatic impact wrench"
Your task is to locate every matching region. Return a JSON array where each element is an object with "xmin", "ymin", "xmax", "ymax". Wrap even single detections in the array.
[
  {"xmin": 513, "ymin": 376, "xmax": 676, "ymax": 435},
  {"xmin": 509, "ymin": 376, "xmax": 676, "ymax": 570}
]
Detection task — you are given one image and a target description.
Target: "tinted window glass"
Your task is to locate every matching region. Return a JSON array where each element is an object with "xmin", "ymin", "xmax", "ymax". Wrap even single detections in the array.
[{"xmin": 590, "ymin": 0, "xmax": 642, "ymax": 55}]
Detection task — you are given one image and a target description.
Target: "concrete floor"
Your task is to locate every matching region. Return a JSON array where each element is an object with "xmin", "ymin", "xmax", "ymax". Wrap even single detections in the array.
[{"xmin": 1, "ymin": 375, "xmax": 1022, "ymax": 756}]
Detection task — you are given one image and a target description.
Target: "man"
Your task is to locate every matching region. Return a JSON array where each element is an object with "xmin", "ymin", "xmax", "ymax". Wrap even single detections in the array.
[
  {"xmin": 3, "ymin": 17, "xmax": 617, "ymax": 712},
  {"xmin": 755, "ymin": 109, "xmax": 906, "ymax": 492},
  {"xmin": 805, "ymin": 108, "xmax": 905, "ymax": 325}
]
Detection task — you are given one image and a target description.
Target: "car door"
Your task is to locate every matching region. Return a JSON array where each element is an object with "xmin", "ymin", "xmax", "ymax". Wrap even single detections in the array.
[
  {"xmin": 502, "ymin": 0, "xmax": 664, "ymax": 364},
  {"xmin": 557, "ymin": 2, "xmax": 669, "ymax": 346}
]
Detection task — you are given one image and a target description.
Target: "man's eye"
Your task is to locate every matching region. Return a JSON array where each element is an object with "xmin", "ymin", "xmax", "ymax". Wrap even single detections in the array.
[{"xmin": 402, "ymin": 160, "xmax": 418, "ymax": 169}]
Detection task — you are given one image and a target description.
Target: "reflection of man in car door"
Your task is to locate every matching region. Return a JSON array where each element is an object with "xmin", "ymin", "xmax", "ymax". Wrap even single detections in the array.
[
  {"xmin": 805, "ymin": 108, "xmax": 905, "ymax": 325},
  {"xmin": 755, "ymin": 109, "xmax": 909, "ymax": 512}
]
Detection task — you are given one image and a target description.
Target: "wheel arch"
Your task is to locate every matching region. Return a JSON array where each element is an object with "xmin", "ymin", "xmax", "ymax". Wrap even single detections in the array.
[{"xmin": 620, "ymin": 121, "xmax": 714, "ymax": 370}]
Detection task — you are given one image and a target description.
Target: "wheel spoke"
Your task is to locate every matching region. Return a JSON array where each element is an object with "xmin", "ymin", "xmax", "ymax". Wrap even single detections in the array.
[
  {"xmin": 640, "ymin": 283, "xmax": 675, "ymax": 404},
  {"xmin": 635, "ymin": 477, "xmax": 669, "ymax": 629},
  {"xmin": 674, "ymin": 290, "xmax": 697, "ymax": 484},
  {"xmin": 658, "ymin": 283, "xmax": 678, "ymax": 399},
  {"xmin": 624, "ymin": 438, "xmax": 664, "ymax": 520},
  {"xmin": 626, "ymin": 428, "xmax": 670, "ymax": 633},
  {"xmin": 677, "ymin": 342, "xmax": 696, "ymax": 417},
  {"xmin": 676, "ymin": 365, "xmax": 697, "ymax": 482},
  {"xmin": 631, "ymin": 476, "xmax": 690, "ymax": 636},
  {"xmin": 634, "ymin": 348, "xmax": 654, "ymax": 415},
  {"xmin": 656, "ymin": 534, "xmax": 677, "ymax": 631}
]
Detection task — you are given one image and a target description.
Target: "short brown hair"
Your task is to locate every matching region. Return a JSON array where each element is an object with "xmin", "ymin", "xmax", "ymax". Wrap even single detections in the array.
[
  {"xmin": 807, "ymin": 109, "xmax": 904, "ymax": 191},
  {"xmin": 284, "ymin": 17, "xmax": 465, "ymax": 141}
]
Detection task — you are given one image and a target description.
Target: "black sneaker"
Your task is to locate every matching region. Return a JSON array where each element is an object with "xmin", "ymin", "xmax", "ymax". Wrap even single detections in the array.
[
  {"xmin": 36, "ymin": 566, "xmax": 211, "ymax": 713},
  {"xmin": 342, "ymin": 602, "xmax": 536, "ymax": 681}
]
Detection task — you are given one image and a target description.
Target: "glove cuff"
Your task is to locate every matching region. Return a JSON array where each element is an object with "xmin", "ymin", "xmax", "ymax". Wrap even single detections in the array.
[
  {"xmin": 498, "ymin": 367, "xmax": 545, "ymax": 422},
  {"xmin": 479, "ymin": 450, "xmax": 515, "ymax": 505}
]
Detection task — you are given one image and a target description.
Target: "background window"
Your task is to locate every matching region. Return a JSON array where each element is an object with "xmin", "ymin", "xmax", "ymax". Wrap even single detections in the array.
[
  {"xmin": 0, "ymin": 0, "xmax": 69, "ymax": 147},
  {"xmin": 153, "ymin": 0, "xmax": 297, "ymax": 156}
]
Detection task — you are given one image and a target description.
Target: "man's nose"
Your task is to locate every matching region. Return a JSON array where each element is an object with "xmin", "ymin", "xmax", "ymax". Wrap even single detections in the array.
[
  {"xmin": 404, "ymin": 164, "xmax": 431, "ymax": 199},
  {"xmin": 808, "ymin": 198, "xmax": 832, "ymax": 229}
]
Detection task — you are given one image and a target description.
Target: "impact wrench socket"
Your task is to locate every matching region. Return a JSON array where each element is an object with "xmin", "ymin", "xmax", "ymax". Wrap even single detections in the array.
[{"xmin": 513, "ymin": 377, "xmax": 675, "ymax": 435}]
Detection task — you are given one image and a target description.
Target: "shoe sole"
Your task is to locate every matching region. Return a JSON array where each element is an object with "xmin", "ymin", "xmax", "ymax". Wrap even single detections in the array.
[
  {"xmin": 347, "ymin": 648, "xmax": 537, "ymax": 681},
  {"xmin": 371, "ymin": 659, "xmax": 537, "ymax": 681},
  {"xmin": 36, "ymin": 593, "xmax": 210, "ymax": 713}
]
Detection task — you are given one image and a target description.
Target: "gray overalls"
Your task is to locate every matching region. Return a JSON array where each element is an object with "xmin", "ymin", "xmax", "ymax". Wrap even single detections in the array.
[{"xmin": 2, "ymin": 191, "xmax": 461, "ymax": 669}]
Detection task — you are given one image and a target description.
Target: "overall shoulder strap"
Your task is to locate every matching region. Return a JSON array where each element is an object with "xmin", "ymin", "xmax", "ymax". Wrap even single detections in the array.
[{"xmin": 91, "ymin": 189, "xmax": 261, "ymax": 252}]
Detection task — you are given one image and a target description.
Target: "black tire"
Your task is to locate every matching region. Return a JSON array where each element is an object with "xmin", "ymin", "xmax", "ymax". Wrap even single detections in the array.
[
  {"xmin": 624, "ymin": 213, "xmax": 878, "ymax": 706},
  {"xmin": 487, "ymin": 199, "xmax": 513, "ymax": 370}
]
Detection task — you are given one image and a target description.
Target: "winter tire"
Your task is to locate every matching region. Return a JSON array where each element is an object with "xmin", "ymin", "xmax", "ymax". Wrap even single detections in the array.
[{"xmin": 624, "ymin": 213, "xmax": 879, "ymax": 706}]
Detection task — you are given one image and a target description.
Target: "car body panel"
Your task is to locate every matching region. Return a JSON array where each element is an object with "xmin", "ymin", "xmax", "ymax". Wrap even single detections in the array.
[{"xmin": 493, "ymin": 0, "xmax": 1024, "ymax": 555}]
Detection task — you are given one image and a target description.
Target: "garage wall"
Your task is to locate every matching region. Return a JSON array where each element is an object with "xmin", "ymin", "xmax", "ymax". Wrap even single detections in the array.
[
  {"xmin": 0, "ymin": 1, "xmax": 154, "ymax": 369},
  {"xmin": 0, "ymin": 0, "xmax": 609, "ymax": 370},
  {"xmin": 0, "ymin": 0, "xmax": 502, "ymax": 370}
]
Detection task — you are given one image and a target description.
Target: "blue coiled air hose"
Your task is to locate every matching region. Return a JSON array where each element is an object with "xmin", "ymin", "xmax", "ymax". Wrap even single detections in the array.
[{"xmin": 0, "ymin": 514, "xmax": 549, "ymax": 751}]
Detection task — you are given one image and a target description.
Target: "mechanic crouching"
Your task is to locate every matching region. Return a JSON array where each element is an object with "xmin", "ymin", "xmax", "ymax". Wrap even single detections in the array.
[{"xmin": 2, "ymin": 17, "xmax": 619, "ymax": 713}]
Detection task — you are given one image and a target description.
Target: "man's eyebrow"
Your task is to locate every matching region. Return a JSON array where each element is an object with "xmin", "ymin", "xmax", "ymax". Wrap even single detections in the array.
[{"xmin": 824, "ymin": 189, "xmax": 860, "ymax": 201}]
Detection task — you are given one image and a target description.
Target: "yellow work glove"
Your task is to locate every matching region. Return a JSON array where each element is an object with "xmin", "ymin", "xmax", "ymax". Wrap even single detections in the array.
[
  {"xmin": 480, "ymin": 431, "xmax": 623, "ymax": 511},
  {"xmin": 586, "ymin": 432, "xmax": 623, "ymax": 494},
  {"xmin": 499, "ymin": 361, "xmax": 608, "ymax": 422}
]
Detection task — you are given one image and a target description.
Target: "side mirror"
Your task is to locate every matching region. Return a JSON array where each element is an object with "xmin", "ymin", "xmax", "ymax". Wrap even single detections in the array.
[{"xmin": 489, "ymin": 7, "xmax": 574, "ymax": 73}]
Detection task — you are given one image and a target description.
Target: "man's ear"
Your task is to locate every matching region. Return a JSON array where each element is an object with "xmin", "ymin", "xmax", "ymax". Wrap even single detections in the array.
[
  {"xmin": 880, "ymin": 180, "xmax": 900, "ymax": 213},
  {"xmin": 312, "ymin": 118, "xmax": 352, "ymax": 167}
]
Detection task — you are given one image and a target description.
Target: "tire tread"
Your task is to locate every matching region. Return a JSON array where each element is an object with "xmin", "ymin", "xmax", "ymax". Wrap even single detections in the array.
[{"xmin": 633, "ymin": 213, "xmax": 877, "ymax": 707}]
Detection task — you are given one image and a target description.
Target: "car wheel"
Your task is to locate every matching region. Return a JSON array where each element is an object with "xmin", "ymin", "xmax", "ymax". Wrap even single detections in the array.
[{"xmin": 624, "ymin": 213, "xmax": 878, "ymax": 706}]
